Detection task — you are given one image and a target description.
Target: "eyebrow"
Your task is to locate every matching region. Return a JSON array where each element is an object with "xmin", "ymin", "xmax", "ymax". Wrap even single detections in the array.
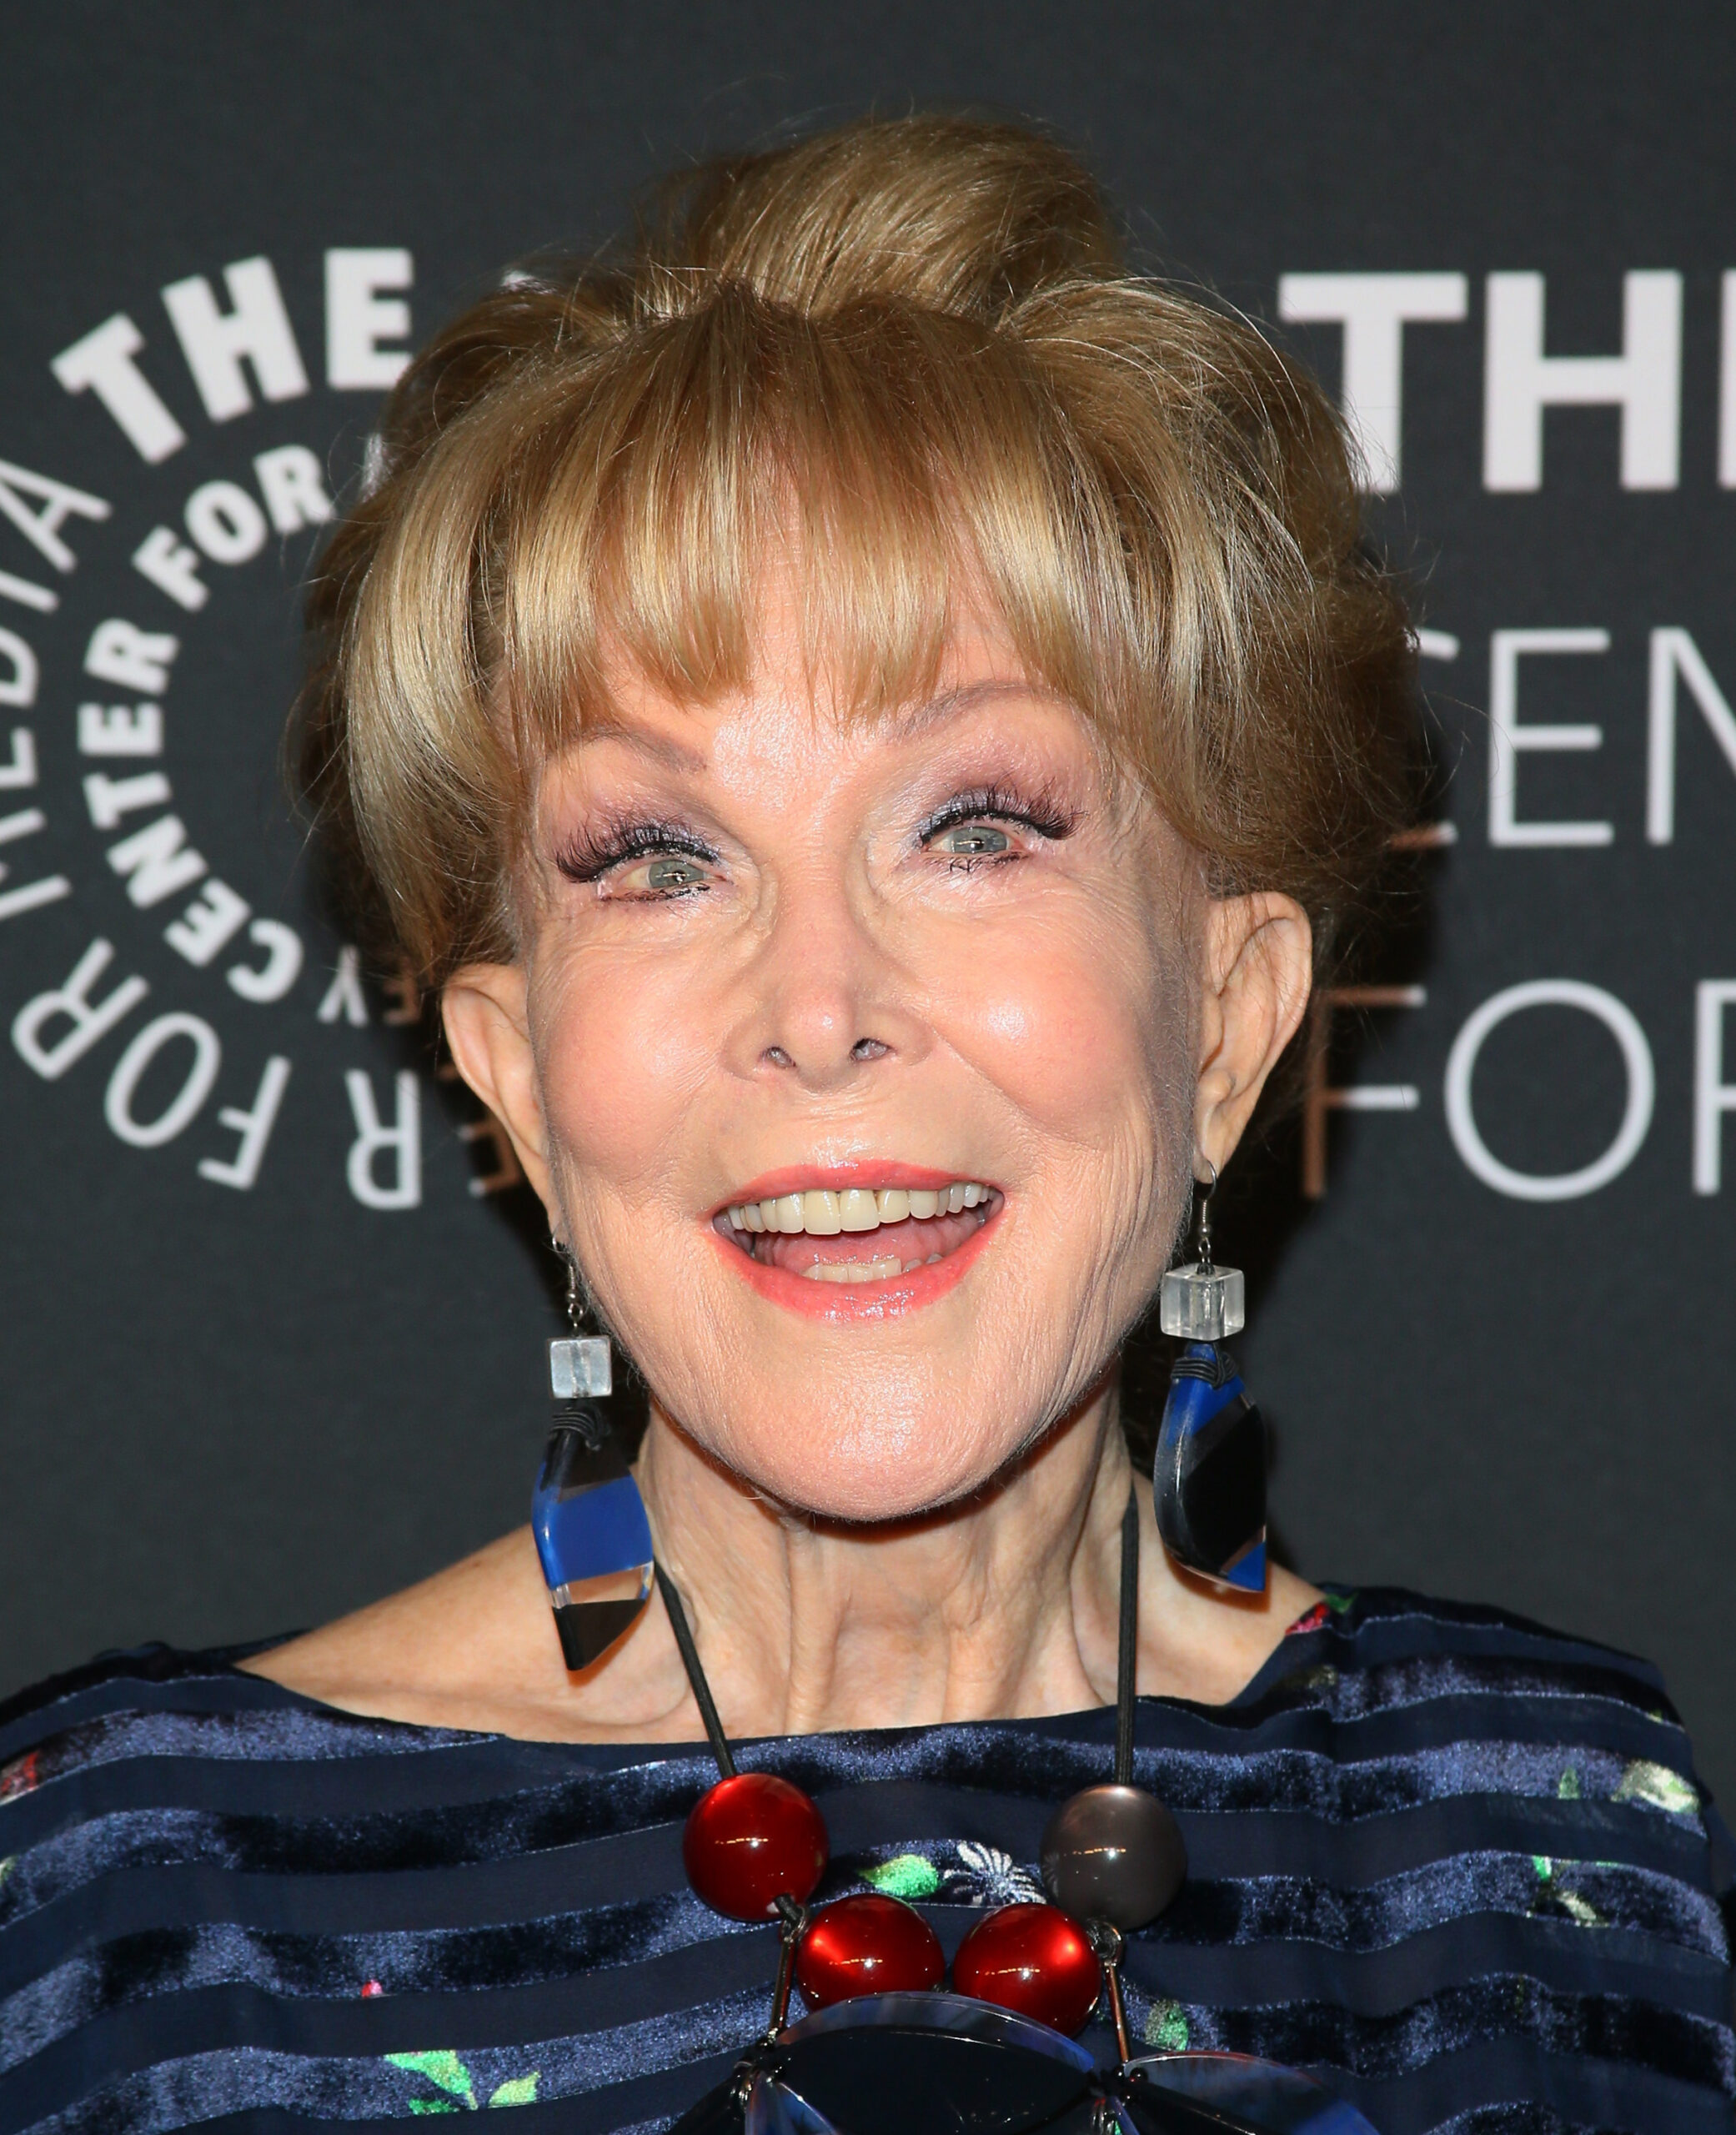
[
  {"xmin": 569, "ymin": 677, "xmax": 1058, "ymax": 767},
  {"xmin": 882, "ymin": 678, "xmax": 1061, "ymax": 740},
  {"xmin": 569, "ymin": 715, "xmax": 709, "ymax": 772}
]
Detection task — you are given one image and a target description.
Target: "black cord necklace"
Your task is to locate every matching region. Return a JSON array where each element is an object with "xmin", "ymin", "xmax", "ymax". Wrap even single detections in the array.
[{"xmin": 659, "ymin": 1486, "xmax": 1187, "ymax": 2067}]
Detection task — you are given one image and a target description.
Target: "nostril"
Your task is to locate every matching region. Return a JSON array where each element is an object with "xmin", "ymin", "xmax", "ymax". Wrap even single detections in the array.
[{"xmin": 850, "ymin": 1037, "xmax": 889, "ymax": 1062}]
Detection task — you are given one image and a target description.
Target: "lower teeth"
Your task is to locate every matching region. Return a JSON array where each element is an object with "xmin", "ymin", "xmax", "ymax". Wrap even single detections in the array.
[
  {"xmin": 793, "ymin": 1250, "xmax": 951, "ymax": 1284},
  {"xmin": 797, "ymin": 1257, "xmax": 903, "ymax": 1284}
]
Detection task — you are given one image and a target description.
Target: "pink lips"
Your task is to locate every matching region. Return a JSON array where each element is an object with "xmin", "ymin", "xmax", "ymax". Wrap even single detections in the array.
[
  {"xmin": 717, "ymin": 1161, "xmax": 974, "ymax": 1208},
  {"xmin": 706, "ymin": 1166, "xmax": 1002, "ymax": 1322}
]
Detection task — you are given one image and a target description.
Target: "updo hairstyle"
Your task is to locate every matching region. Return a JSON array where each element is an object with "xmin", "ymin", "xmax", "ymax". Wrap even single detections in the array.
[{"xmin": 294, "ymin": 115, "xmax": 1420, "ymax": 998}]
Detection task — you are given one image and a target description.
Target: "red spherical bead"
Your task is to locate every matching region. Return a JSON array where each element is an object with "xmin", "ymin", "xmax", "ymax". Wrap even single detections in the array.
[
  {"xmin": 682, "ymin": 1773, "xmax": 829, "ymax": 1922},
  {"xmin": 952, "ymin": 1902, "xmax": 1101, "ymax": 2035},
  {"xmin": 795, "ymin": 1893, "xmax": 946, "ymax": 2009}
]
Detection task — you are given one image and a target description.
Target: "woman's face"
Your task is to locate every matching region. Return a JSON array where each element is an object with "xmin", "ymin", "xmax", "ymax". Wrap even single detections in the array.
[{"xmin": 468, "ymin": 600, "xmax": 1211, "ymax": 1522}]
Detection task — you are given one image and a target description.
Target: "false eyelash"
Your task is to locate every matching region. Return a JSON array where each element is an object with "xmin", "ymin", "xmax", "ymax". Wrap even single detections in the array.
[
  {"xmin": 554, "ymin": 815, "xmax": 720, "ymax": 885},
  {"xmin": 917, "ymin": 782, "xmax": 1076, "ymax": 846}
]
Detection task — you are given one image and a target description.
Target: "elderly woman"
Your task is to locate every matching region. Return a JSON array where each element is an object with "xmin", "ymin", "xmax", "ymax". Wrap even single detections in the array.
[{"xmin": 3, "ymin": 118, "xmax": 1729, "ymax": 2135}]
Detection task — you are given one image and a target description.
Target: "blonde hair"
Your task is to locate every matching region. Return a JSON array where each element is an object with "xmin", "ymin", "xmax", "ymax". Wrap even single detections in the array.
[{"xmin": 295, "ymin": 115, "xmax": 1419, "ymax": 992}]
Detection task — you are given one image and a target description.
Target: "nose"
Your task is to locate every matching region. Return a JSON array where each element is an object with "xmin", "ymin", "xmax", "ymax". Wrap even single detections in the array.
[{"xmin": 726, "ymin": 867, "xmax": 926, "ymax": 1093}]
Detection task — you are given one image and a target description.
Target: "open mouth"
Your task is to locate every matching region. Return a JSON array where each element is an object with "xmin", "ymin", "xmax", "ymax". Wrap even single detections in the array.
[{"xmin": 711, "ymin": 1181, "xmax": 1001, "ymax": 1285}]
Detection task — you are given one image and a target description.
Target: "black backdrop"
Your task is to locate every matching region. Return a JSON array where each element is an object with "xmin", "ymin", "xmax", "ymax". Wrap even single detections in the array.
[{"xmin": 2, "ymin": 2, "xmax": 1732, "ymax": 1809}]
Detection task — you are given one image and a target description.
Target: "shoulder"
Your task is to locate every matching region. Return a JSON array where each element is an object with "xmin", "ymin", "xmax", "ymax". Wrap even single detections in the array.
[
  {"xmin": 1247, "ymin": 1585, "xmax": 1726, "ymax": 1856},
  {"xmin": 1123, "ymin": 1590, "xmax": 1736, "ymax": 2123},
  {"xmin": 0, "ymin": 1636, "xmax": 500, "ymax": 1814},
  {"xmin": 1277, "ymin": 1583, "xmax": 1682, "ymax": 1711},
  {"xmin": 0, "ymin": 1640, "xmax": 564, "ymax": 1987},
  {"xmin": 1266, "ymin": 1582, "xmax": 1688, "ymax": 1728},
  {"xmin": 0, "ymin": 1638, "xmax": 292, "ymax": 1764}
]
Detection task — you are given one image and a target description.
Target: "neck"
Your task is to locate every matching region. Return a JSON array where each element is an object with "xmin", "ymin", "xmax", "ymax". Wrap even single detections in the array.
[
  {"xmin": 622, "ymin": 1369, "xmax": 1312, "ymax": 1740},
  {"xmin": 240, "ymin": 1368, "xmax": 1317, "ymax": 1741},
  {"xmin": 639, "ymin": 1378, "xmax": 1132, "ymax": 1738}
]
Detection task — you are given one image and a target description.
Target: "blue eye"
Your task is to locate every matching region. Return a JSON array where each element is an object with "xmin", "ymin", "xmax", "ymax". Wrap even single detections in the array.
[
  {"xmin": 646, "ymin": 857, "xmax": 709, "ymax": 890},
  {"xmin": 556, "ymin": 817, "xmax": 720, "ymax": 891},
  {"xmin": 936, "ymin": 824, "xmax": 1011, "ymax": 857}
]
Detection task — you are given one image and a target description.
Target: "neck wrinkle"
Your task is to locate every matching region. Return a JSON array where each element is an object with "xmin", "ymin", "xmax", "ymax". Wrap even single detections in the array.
[{"xmin": 638, "ymin": 1379, "xmax": 1133, "ymax": 1740}]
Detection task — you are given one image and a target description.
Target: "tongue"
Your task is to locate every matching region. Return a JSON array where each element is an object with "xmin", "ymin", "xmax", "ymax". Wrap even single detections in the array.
[{"xmin": 755, "ymin": 1208, "xmax": 986, "ymax": 1274}]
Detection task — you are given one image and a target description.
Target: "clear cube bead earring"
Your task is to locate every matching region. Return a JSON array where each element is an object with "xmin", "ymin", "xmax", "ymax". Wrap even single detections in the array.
[
  {"xmin": 531, "ymin": 1242, "xmax": 655, "ymax": 1670},
  {"xmin": 1154, "ymin": 1162, "xmax": 1269, "ymax": 1592}
]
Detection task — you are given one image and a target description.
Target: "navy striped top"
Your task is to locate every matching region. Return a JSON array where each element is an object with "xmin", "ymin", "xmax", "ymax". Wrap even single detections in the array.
[{"xmin": 1, "ymin": 1590, "xmax": 1730, "ymax": 2135}]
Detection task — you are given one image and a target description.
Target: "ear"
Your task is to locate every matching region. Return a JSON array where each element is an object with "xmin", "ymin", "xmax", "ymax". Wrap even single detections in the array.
[
  {"xmin": 441, "ymin": 963, "xmax": 557, "ymax": 1214},
  {"xmin": 1193, "ymin": 894, "xmax": 1313, "ymax": 1177}
]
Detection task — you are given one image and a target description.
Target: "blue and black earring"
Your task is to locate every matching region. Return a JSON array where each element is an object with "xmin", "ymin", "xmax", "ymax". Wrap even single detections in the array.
[
  {"xmin": 1154, "ymin": 1164, "xmax": 1268, "ymax": 1593},
  {"xmin": 531, "ymin": 1243, "xmax": 655, "ymax": 1671}
]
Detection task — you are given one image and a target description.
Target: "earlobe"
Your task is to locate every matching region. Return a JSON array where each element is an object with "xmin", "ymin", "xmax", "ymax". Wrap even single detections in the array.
[
  {"xmin": 1193, "ymin": 895, "xmax": 1313, "ymax": 1175},
  {"xmin": 441, "ymin": 964, "xmax": 554, "ymax": 1206}
]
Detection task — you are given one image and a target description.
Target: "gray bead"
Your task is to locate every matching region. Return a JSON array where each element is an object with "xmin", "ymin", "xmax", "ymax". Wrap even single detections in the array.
[{"xmin": 1040, "ymin": 1783, "xmax": 1186, "ymax": 1932}]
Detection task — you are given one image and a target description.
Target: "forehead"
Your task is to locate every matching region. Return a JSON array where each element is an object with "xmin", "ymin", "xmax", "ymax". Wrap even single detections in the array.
[
  {"xmin": 571, "ymin": 588, "xmax": 1076, "ymax": 782},
  {"xmin": 494, "ymin": 366, "xmax": 1129, "ymax": 823}
]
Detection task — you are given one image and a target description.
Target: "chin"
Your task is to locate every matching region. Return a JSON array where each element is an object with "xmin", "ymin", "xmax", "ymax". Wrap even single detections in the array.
[{"xmin": 690, "ymin": 1372, "xmax": 1035, "ymax": 1526}]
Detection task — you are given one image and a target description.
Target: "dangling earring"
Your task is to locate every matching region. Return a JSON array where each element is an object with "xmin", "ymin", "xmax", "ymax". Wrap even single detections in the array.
[
  {"xmin": 531, "ymin": 1243, "xmax": 655, "ymax": 1671},
  {"xmin": 1153, "ymin": 1163, "xmax": 1268, "ymax": 1592}
]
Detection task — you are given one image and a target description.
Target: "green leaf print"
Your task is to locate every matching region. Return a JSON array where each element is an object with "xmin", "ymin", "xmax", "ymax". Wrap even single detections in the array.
[
  {"xmin": 1612, "ymin": 1760, "xmax": 1697, "ymax": 1816},
  {"xmin": 863, "ymin": 1854, "xmax": 941, "ymax": 1900},
  {"xmin": 1144, "ymin": 1999, "xmax": 1189, "ymax": 2052},
  {"xmin": 385, "ymin": 2052, "xmax": 539, "ymax": 2113},
  {"xmin": 1532, "ymin": 1856, "xmax": 1607, "ymax": 1928},
  {"xmin": 386, "ymin": 2052, "xmax": 478, "ymax": 2109}
]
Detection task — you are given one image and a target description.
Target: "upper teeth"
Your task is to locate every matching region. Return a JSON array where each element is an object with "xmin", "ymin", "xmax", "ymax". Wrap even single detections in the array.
[{"xmin": 725, "ymin": 1183, "xmax": 990, "ymax": 1233}]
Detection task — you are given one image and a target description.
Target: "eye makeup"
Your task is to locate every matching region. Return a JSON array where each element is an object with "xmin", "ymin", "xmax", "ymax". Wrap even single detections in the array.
[
  {"xmin": 915, "ymin": 781, "xmax": 1076, "ymax": 851},
  {"xmin": 552, "ymin": 774, "xmax": 1080, "ymax": 894},
  {"xmin": 554, "ymin": 814, "xmax": 721, "ymax": 887}
]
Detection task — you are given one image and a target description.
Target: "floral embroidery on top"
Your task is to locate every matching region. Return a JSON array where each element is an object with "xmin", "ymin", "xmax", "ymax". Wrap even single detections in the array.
[
  {"xmin": 1285, "ymin": 1591, "xmax": 1357, "ymax": 1637},
  {"xmin": 861, "ymin": 1853, "xmax": 941, "ymax": 1900},
  {"xmin": 384, "ymin": 2052, "xmax": 539, "ymax": 2112},
  {"xmin": 0, "ymin": 1751, "xmax": 41, "ymax": 1803},
  {"xmin": 950, "ymin": 1841, "xmax": 1045, "ymax": 1907},
  {"xmin": 1144, "ymin": 1999, "xmax": 1190, "ymax": 2051},
  {"xmin": 1613, "ymin": 1760, "xmax": 1698, "ymax": 1816},
  {"xmin": 1530, "ymin": 1856, "xmax": 1608, "ymax": 1929},
  {"xmin": 854, "ymin": 1841, "xmax": 1041, "ymax": 1908}
]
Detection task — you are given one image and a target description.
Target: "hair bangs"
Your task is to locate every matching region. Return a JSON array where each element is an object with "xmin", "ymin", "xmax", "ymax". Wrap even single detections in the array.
[
  {"xmin": 303, "ymin": 114, "xmax": 1419, "ymax": 992},
  {"xmin": 487, "ymin": 293, "xmax": 1116, "ymax": 781}
]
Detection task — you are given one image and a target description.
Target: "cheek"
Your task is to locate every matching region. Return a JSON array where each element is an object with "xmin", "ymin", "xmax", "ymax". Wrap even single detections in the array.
[
  {"xmin": 531, "ymin": 947, "xmax": 715, "ymax": 1208},
  {"xmin": 953, "ymin": 904, "xmax": 1187, "ymax": 1158}
]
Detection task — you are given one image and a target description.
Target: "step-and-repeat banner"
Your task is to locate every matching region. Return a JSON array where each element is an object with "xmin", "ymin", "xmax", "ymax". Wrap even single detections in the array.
[{"xmin": 2, "ymin": 5, "xmax": 1730, "ymax": 1801}]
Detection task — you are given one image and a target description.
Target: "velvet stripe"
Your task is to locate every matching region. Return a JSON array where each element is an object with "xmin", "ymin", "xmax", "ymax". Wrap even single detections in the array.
[
  {"xmin": 3, "ymin": 1786, "xmax": 1710, "ymax": 1957},
  {"xmin": 0, "ymin": 1591, "xmax": 1728, "ymax": 2134},
  {"xmin": 4, "ymin": 1848, "xmax": 1728, "ymax": 2076},
  {"xmin": 3, "ymin": 1987, "xmax": 1729, "ymax": 2135},
  {"xmin": 2, "ymin": 1731, "xmax": 1703, "ymax": 1891}
]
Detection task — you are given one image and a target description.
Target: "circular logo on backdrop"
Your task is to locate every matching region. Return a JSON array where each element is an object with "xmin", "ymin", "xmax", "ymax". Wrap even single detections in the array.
[
  {"xmin": 3, "ymin": 244, "xmax": 1726, "ymax": 1214},
  {"xmin": 0, "ymin": 247, "xmax": 529, "ymax": 1214}
]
